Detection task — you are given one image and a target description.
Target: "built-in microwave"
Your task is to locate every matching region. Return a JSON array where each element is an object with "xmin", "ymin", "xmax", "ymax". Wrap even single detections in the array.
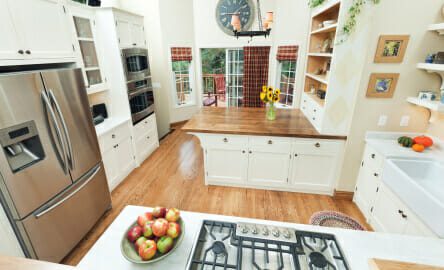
[
  {"xmin": 122, "ymin": 48, "xmax": 150, "ymax": 82},
  {"xmin": 127, "ymin": 78, "xmax": 155, "ymax": 125}
]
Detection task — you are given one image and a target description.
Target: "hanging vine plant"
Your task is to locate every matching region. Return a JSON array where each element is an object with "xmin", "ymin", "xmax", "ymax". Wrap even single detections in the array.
[{"xmin": 309, "ymin": 0, "xmax": 381, "ymax": 42}]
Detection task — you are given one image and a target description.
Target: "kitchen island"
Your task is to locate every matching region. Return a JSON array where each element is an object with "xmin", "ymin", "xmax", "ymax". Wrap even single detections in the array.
[
  {"xmin": 78, "ymin": 205, "xmax": 444, "ymax": 270},
  {"xmin": 182, "ymin": 107, "xmax": 347, "ymax": 195}
]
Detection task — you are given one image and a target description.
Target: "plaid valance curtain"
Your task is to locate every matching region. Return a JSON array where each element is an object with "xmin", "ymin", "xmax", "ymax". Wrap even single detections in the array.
[
  {"xmin": 171, "ymin": 47, "xmax": 192, "ymax": 61},
  {"xmin": 276, "ymin": 45, "xmax": 298, "ymax": 61},
  {"xmin": 243, "ymin": 46, "xmax": 271, "ymax": 108}
]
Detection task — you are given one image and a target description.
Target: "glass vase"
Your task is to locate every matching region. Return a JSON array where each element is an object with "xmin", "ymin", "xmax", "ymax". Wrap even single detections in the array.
[{"xmin": 266, "ymin": 103, "xmax": 276, "ymax": 121}]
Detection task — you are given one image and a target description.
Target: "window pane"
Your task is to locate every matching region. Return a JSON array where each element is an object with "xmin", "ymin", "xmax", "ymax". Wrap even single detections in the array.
[
  {"xmin": 277, "ymin": 60, "xmax": 297, "ymax": 107},
  {"xmin": 73, "ymin": 17, "xmax": 92, "ymax": 38}
]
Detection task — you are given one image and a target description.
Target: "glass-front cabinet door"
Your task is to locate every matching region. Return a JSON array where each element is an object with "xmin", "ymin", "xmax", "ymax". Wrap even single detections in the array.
[{"xmin": 69, "ymin": 6, "xmax": 107, "ymax": 94}]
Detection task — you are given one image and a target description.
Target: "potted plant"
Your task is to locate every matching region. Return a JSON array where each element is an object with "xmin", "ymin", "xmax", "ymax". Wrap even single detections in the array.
[{"xmin": 260, "ymin": 86, "xmax": 280, "ymax": 121}]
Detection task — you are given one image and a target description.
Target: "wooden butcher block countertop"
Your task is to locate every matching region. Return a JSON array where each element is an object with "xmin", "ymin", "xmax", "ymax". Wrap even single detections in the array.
[
  {"xmin": 369, "ymin": 259, "xmax": 444, "ymax": 270},
  {"xmin": 182, "ymin": 107, "xmax": 347, "ymax": 140},
  {"xmin": 0, "ymin": 255, "xmax": 80, "ymax": 270}
]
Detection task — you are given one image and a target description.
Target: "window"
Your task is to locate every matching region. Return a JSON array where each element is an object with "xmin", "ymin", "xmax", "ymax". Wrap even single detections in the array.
[
  {"xmin": 171, "ymin": 47, "xmax": 194, "ymax": 107},
  {"xmin": 200, "ymin": 48, "xmax": 244, "ymax": 108},
  {"xmin": 277, "ymin": 60, "xmax": 296, "ymax": 107}
]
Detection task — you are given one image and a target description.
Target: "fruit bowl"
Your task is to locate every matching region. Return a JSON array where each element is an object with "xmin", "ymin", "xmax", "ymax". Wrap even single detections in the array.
[{"xmin": 120, "ymin": 217, "xmax": 185, "ymax": 264}]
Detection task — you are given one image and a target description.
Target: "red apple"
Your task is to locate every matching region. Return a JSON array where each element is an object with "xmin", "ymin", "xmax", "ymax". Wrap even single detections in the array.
[
  {"xmin": 165, "ymin": 208, "xmax": 180, "ymax": 222},
  {"xmin": 166, "ymin": 222, "xmax": 181, "ymax": 239},
  {"xmin": 138, "ymin": 239, "xmax": 157, "ymax": 261},
  {"xmin": 127, "ymin": 226, "xmax": 143, "ymax": 242},
  {"xmin": 152, "ymin": 218, "xmax": 168, "ymax": 237},
  {"xmin": 157, "ymin": 236, "xmax": 174, "ymax": 254},
  {"xmin": 143, "ymin": 221, "xmax": 154, "ymax": 238},
  {"xmin": 137, "ymin": 212, "xmax": 154, "ymax": 227},
  {"xmin": 152, "ymin": 207, "xmax": 167, "ymax": 218},
  {"xmin": 135, "ymin": 236, "xmax": 147, "ymax": 250}
]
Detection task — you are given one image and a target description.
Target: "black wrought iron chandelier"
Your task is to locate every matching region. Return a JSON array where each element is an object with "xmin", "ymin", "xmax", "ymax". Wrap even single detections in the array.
[{"xmin": 231, "ymin": 0, "xmax": 273, "ymax": 39}]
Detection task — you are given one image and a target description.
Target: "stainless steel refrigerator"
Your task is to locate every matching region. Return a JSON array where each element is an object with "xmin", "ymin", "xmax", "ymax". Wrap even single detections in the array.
[{"xmin": 0, "ymin": 68, "xmax": 112, "ymax": 262}]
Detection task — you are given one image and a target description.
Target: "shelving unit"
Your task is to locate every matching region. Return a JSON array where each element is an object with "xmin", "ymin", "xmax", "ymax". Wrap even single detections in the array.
[
  {"xmin": 428, "ymin": 23, "xmax": 444, "ymax": 35},
  {"xmin": 302, "ymin": 0, "xmax": 340, "ymax": 127},
  {"xmin": 407, "ymin": 97, "xmax": 444, "ymax": 113}
]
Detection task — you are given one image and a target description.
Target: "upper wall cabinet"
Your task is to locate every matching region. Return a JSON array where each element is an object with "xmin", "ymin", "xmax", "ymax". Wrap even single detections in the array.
[
  {"xmin": 0, "ymin": 0, "xmax": 76, "ymax": 64},
  {"xmin": 114, "ymin": 11, "xmax": 146, "ymax": 49}
]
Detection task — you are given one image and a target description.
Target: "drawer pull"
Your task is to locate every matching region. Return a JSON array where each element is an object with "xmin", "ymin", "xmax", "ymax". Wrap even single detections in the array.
[
  {"xmin": 313, "ymin": 109, "xmax": 317, "ymax": 112},
  {"xmin": 242, "ymin": 150, "xmax": 246, "ymax": 154},
  {"xmin": 223, "ymin": 138, "xmax": 228, "ymax": 143},
  {"xmin": 315, "ymin": 142, "xmax": 320, "ymax": 148},
  {"xmin": 312, "ymin": 117, "xmax": 316, "ymax": 121},
  {"xmin": 113, "ymin": 144, "xmax": 119, "ymax": 148},
  {"xmin": 249, "ymin": 150, "xmax": 252, "ymax": 154},
  {"xmin": 374, "ymin": 173, "xmax": 379, "ymax": 177},
  {"xmin": 112, "ymin": 134, "xmax": 116, "ymax": 139},
  {"xmin": 268, "ymin": 140, "xmax": 273, "ymax": 145},
  {"xmin": 18, "ymin": 50, "xmax": 24, "ymax": 54},
  {"xmin": 371, "ymin": 154, "xmax": 375, "ymax": 159},
  {"xmin": 145, "ymin": 121, "xmax": 148, "ymax": 124}
]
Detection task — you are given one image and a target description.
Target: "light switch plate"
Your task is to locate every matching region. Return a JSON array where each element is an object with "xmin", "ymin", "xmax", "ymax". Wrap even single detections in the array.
[
  {"xmin": 378, "ymin": 115, "xmax": 387, "ymax": 126},
  {"xmin": 400, "ymin": 116, "xmax": 410, "ymax": 127},
  {"xmin": 152, "ymin": 82, "xmax": 161, "ymax": 89}
]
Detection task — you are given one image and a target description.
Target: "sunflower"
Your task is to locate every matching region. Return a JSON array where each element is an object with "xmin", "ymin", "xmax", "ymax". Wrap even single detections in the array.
[
  {"xmin": 273, "ymin": 95, "xmax": 280, "ymax": 102},
  {"xmin": 268, "ymin": 87, "xmax": 274, "ymax": 92},
  {"xmin": 260, "ymin": 92, "xmax": 266, "ymax": 101},
  {"xmin": 262, "ymin": 86, "xmax": 267, "ymax": 93},
  {"xmin": 267, "ymin": 92, "xmax": 273, "ymax": 100},
  {"xmin": 275, "ymin": 89, "xmax": 281, "ymax": 96}
]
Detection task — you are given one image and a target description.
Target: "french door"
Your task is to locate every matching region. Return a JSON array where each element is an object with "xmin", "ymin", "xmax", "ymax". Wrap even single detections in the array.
[{"xmin": 225, "ymin": 49, "xmax": 244, "ymax": 107}]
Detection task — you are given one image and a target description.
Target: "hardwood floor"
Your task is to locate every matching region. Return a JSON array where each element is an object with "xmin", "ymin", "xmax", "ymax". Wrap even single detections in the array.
[{"xmin": 62, "ymin": 126, "xmax": 368, "ymax": 266}]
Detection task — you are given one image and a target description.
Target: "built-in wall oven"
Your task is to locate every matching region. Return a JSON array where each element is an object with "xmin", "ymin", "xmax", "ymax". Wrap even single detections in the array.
[
  {"xmin": 122, "ymin": 48, "xmax": 150, "ymax": 82},
  {"xmin": 128, "ymin": 78, "xmax": 155, "ymax": 125},
  {"xmin": 122, "ymin": 48, "xmax": 155, "ymax": 125}
]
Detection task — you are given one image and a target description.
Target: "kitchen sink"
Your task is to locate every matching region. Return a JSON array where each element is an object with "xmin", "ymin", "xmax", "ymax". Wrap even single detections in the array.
[{"xmin": 383, "ymin": 158, "xmax": 444, "ymax": 237}]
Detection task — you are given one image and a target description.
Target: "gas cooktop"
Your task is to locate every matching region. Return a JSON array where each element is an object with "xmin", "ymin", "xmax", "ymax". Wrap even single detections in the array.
[{"xmin": 186, "ymin": 220, "xmax": 349, "ymax": 270}]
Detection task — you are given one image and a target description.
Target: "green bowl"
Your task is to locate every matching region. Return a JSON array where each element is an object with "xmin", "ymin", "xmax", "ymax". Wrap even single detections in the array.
[{"xmin": 121, "ymin": 218, "xmax": 185, "ymax": 264}]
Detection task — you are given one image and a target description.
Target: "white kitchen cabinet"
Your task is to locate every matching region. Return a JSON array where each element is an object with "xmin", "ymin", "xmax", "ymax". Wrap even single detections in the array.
[
  {"xmin": 370, "ymin": 183, "xmax": 437, "ymax": 237},
  {"xmin": 206, "ymin": 147, "xmax": 248, "ymax": 185},
  {"xmin": 194, "ymin": 133, "xmax": 345, "ymax": 194},
  {"xmin": 289, "ymin": 140, "xmax": 343, "ymax": 194},
  {"xmin": 114, "ymin": 11, "xmax": 145, "ymax": 48},
  {"xmin": 353, "ymin": 144, "xmax": 384, "ymax": 220},
  {"xmin": 1, "ymin": 0, "xmax": 75, "ymax": 63},
  {"xmin": 133, "ymin": 114, "xmax": 159, "ymax": 165},
  {"xmin": 247, "ymin": 137, "xmax": 292, "ymax": 186},
  {"xmin": 0, "ymin": 0, "xmax": 21, "ymax": 60},
  {"xmin": 98, "ymin": 121, "xmax": 136, "ymax": 191}
]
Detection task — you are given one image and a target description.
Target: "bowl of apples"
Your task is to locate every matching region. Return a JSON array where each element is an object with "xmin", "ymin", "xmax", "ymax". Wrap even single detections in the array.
[{"xmin": 121, "ymin": 207, "xmax": 184, "ymax": 263}]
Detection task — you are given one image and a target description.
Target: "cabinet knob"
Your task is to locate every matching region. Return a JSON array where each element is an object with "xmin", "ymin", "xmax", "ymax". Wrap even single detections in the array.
[
  {"xmin": 249, "ymin": 150, "xmax": 252, "ymax": 154},
  {"xmin": 25, "ymin": 50, "xmax": 31, "ymax": 55},
  {"xmin": 223, "ymin": 138, "xmax": 228, "ymax": 143},
  {"xmin": 295, "ymin": 154, "xmax": 298, "ymax": 157},
  {"xmin": 398, "ymin": 210, "xmax": 403, "ymax": 214},
  {"xmin": 302, "ymin": 106, "xmax": 305, "ymax": 109},
  {"xmin": 132, "ymin": 43, "xmax": 137, "ymax": 46},
  {"xmin": 147, "ymin": 136, "xmax": 150, "ymax": 139},
  {"xmin": 313, "ymin": 109, "xmax": 317, "ymax": 112},
  {"xmin": 401, "ymin": 213, "xmax": 407, "ymax": 219},
  {"xmin": 268, "ymin": 140, "xmax": 273, "ymax": 145},
  {"xmin": 145, "ymin": 121, "xmax": 148, "ymax": 124},
  {"xmin": 374, "ymin": 173, "xmax": 379, "ymax": 177},
  {"xmin": 112, "ymin": 134, "xmax": 116, "ymax": 139},
  {"xmin": 371, "ymin": 154, "xmax": 375, "ymax": 159},
  {"xmin": 315, "ymin": 142, "xmax": 321, "ymax": 148},
  {"xmin": 18, "ymin": 50, "xmax": 24, "ymax": 54},
  {"xmin": 312, "ymin": 117, "xmax": 316, "ymax": 120},
  {"xmin": 242, "ymin": 150, "xmax": 246, "ymax": 153}
]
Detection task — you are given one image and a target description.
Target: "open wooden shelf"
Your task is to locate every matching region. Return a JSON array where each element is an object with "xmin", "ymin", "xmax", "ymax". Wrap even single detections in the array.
[
  {"xmin": 308, "ymin": 52, "xmax": 333, "ymax": 57},
  {"xmin": 428, "ymin": 23, "xmax": 444, "ymax": 35},
  {"xmin": 407, "ymin": 97, "xmax": 444, "ymax": 113},
  {"xmin": 304, "ymin": 92, "xmax": 326, "ymax": 107},
  {"xmin": 311, "ymin": 23, "xmax": 337, "ymax": 35},
  {"xmin": 306, "ymin": 73, "xmax": 328, "ymax": 85}
]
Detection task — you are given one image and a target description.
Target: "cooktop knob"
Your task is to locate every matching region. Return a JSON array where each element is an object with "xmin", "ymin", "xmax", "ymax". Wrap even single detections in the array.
[
  {"xmin": 272, "ymin": 228, "xmax": 280, "ymax": 237},
  {"xmin": 262, "ymin": 227, "xmax": 269, "ymax": 236},
  {"xmin": 251, "ymin": 226, "xmax": 258, "ymax": 234},
  {"xmin": 241, "ymin": 226, "xmax": 249, "ymax": 233},
  {"xmin": 282, "ymin": 229, "xmax": 291, "ymax": 239}
]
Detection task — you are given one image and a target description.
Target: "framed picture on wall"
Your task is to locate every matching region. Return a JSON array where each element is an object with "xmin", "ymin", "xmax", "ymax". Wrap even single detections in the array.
[
  {"xmin": 374, "ymin": 35, "xmax": 410, "ymax": 63},
  {"xmin": 366, "ymin": 73, "xmax": 400, "ymax": 98}
]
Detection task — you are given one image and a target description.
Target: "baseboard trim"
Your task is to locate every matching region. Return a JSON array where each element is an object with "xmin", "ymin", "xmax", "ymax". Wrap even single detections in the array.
[
  {"xmin": 333, "ymin": 190, "xmax": 354, "ymax": 201},
  {"xmin": 170, "ymin": 120, "xmax": 188, "ymax": 129}
]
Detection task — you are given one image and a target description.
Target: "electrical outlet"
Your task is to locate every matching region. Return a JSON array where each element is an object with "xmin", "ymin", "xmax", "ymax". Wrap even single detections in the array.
[
  {"xmin": 378, "ymin": 115, "xmax": 387, "ymax": 126},
  {"xmin": 400, "ymin": 115, "xmax": 410, "ymax": 127}
]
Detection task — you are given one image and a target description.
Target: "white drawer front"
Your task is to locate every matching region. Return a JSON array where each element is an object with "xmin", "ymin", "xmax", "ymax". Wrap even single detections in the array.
[
  {"xmin": 294, "ymin": 139, "xmax": 343, "ymax": 154},
  {"xmin": 99, "ymin": 123, "xmax": 131, "ymax": 153},
  {"xmin": 204, "ymin": 134, "xmax": 248, "ymax": 148},
  {"xmin": 363, "ymin": 145, "xmax": 384, "ymax": 172},
  {"xmin": 134, "ymin": 114, "xmax": 156, "ymax": 139},
  {"xmin": 249, "ymin": 136, "xmax": 292, "ymax": 153}
]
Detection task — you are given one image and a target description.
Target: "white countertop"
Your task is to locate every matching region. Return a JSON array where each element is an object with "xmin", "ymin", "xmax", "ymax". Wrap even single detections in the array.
[
  {"xmin": 365, "ymin": 131, "xmax": 444, "ymax": 160},
  {"xmin": 78, "ymin": 205, "xmax": 444, "ymax": 270},
  {"xmin": 94, "ymin": 117, "xmax": 131, "ymax": 137}
]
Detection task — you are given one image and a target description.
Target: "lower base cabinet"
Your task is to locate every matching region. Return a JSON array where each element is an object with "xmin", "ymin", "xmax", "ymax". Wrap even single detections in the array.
[
  {"xmin": 196, "ymin": 133, "xmax": 345, "ymax": 195},
  {"xmin": 102, "ymin": 137, "xmax": 135, "ymax": 191},
  {"xmin": 133, "ymin": 114, "xmax": 160, "ymax": 165}
]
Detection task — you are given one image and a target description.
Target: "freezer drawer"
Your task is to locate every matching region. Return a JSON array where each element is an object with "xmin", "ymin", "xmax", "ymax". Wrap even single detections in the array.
[{"xmin": 19, "ymin": 163, "xmax": 111, "ymax": 262}]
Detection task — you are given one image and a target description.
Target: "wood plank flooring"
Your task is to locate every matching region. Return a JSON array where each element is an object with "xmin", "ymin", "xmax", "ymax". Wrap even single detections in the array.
[{"xmin": 62, "ymin": 126, "xmax": 368, "ymax": 266}]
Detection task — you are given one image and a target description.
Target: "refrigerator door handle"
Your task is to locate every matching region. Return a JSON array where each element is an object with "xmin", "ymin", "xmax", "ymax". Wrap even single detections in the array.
[
  {"xmin": 34, "ymin": 164, "xmax": 102, "ymax": 219},
  {"xmin": 41, "ymin": 91, "xmax": 68, "ymax": 175},
  {"xmin": 48, "ymin": 89, "xmax": 74, "ymax": 171}
]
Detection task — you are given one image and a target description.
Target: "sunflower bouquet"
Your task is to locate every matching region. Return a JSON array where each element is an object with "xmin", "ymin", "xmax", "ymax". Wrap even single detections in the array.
[{"xmin": 260, "ymin": 86, "xmax": 280, "ymax": 120}]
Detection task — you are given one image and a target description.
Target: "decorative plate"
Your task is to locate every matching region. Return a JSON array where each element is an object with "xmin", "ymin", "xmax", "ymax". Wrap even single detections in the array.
[{"xmin": 121, "ymin": 218, "xmax": 185, "ymax": 264}]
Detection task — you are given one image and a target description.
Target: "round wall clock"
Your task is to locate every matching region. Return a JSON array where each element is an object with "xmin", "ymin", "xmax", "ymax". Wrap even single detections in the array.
[{"xmin": 215, "ymin": 0, "xmax": 255, "ymax": 35}]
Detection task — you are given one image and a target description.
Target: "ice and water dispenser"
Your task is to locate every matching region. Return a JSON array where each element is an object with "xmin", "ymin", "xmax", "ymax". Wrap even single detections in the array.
[{"xmin": 0, "ymin": 121, "xmax": 45, "ymax": 173}]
